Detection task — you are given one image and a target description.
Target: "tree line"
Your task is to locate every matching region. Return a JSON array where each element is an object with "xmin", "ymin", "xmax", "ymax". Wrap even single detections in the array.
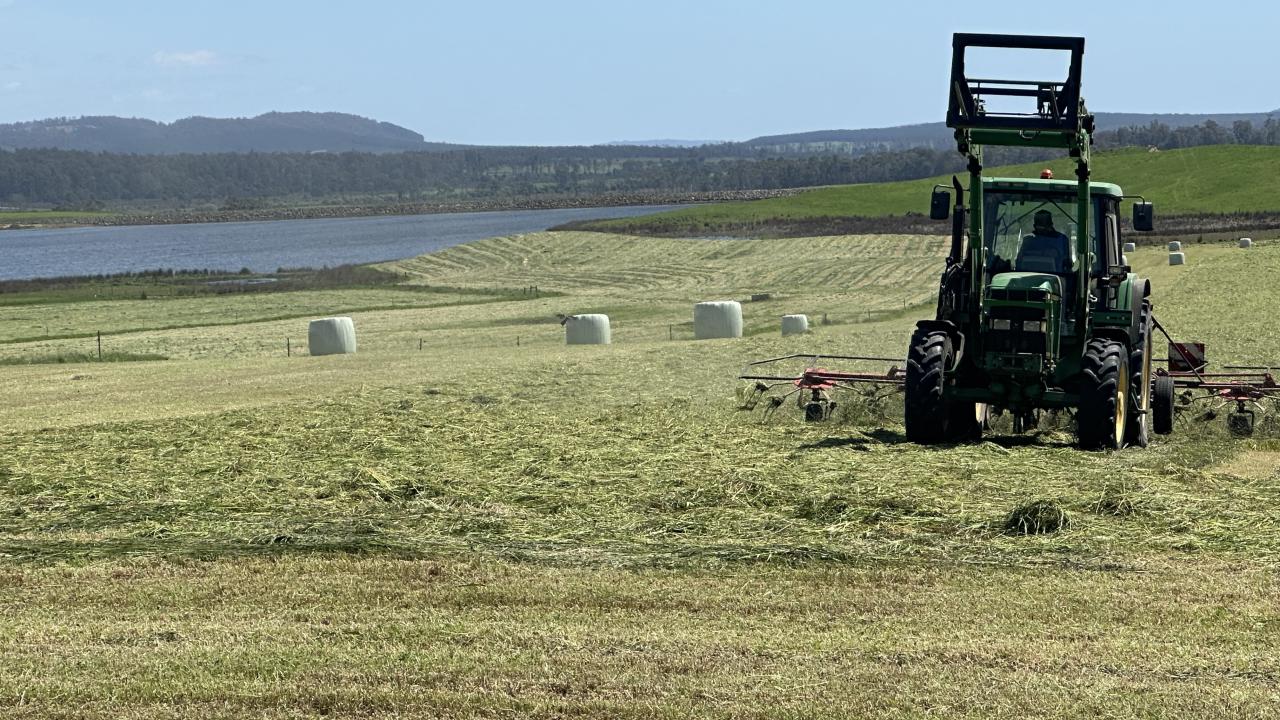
[{"xmin": 0, "ymin": 119, "xmax": 1274, "ymax": 208}]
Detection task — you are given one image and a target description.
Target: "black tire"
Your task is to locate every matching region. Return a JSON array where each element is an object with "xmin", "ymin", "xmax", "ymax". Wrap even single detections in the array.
[
  {"xmin": 905, "ymin": 328, "xmax": 980, "ymax": 444},
  {"xmin": 905, "ymin": 329, "xmax": 950, "ymax": 444},
  {"xmin": 1152, "ymin": 375, "xmax": 1175, "ymax": 435},
  {"xmin": 804, "ymin": 402, "xmax": 825, "ymax": 423},
  {"xmin": 1125, "ymin": 303, "xmax": 1153, "ymax": 448},
  {"xmin": 1078, "ymin": 339, "xmax": 1128, "ymax": 450}
]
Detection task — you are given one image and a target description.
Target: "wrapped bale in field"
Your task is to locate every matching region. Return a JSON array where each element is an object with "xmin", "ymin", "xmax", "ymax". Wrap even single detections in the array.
[
  {"xmin": 693, "ymin": 301, "xmax": 743, "ymax": 340},
  {"xmin": 308, "ymin": 316, "xmax": 357, "ymax": 356},
  {"xmin": 1240, "ymin": 237, "xmax": 1253, "ymax": 248},
  {"xmin": 1123, "ymin": 242, "xmax": 1136, "ymax": 252},
  {"xmin": 1169, "ymin": 252, "xmax": 1186, "ymax": 266},
  {"xmin": 1168, "ymin": 241, "xmax": 1182, "ymax": 251},
  {"xmin": 564, "ymin": 314, "xmax": 611, "ymax": 345},
  {"xmin": 781, "ymin": 314, "xmax": 810, "ymax": 336}
]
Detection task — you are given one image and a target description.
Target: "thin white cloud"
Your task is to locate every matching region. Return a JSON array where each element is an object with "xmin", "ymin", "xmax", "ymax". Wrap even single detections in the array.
[
  {"xmin": 152, "ymin": 50, "xmax": 218, "ymax": 67},
  {"xmin": 2, "ymin": 81, "xmax": 19, "ymax": 91}
]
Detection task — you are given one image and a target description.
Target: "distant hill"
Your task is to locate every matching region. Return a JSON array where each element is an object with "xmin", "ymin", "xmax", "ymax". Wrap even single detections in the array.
[
  {"xmin": 0, "ymin": 112, "xmax": 466, "ymax": 154},
  {"xmin": 4, "ymin": 108, "xmax": 1278, "ymax": 156},
  {"xmin": 741, "ymin": 110, "xmax": 1280, "ymax": 155}
]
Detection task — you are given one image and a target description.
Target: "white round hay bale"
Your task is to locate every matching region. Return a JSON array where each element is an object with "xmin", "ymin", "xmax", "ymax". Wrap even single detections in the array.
[
  {"xmin": 1240, "ymin": 237, "xmax": 1253, "ymax": 248},
  {"xmin": 781, "ymin": 314, "xmax": 809, "ymax": 336},
  {"xmin": 693, "ymin": 301, "xmax": 743, "ymax": 340},
  {"xmin": 308, "ymin": 316, "xmax": 357, "ymax": 356},
  {"xmin": 1123, "ymin": 242, "xmax": 1136, "ymax": 253},
  {"xmin": 564, "ymin": 314, "xmax": 611, "ymax": 345},
  {"xmin": 1167, "ymin": 241, "xmax": 1182, "ymax": 251},
  {"xmin": 1168, "ymin": 252, "xmax": 1186, "ymax": 266}
]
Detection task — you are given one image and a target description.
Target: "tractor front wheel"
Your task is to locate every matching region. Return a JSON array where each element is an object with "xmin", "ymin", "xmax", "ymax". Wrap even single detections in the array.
[
  {"xmin": 905, "ymin": 328, "xmax": 981, "ymax": 444},
  {"xmin": 1078, "ymin": 339, "xmax": 1128, "ymax": 450}
]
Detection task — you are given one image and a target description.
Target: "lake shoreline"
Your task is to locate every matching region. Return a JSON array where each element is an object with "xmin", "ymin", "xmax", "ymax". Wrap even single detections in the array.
[{"xmin": 0, "ymin": 203, "xmax": 701, "ymax": 281}]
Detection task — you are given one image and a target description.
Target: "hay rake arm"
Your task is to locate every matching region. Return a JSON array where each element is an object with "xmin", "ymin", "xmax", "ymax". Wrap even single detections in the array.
[
  {"xmin": 738, "ymin": 353, "xmax": 905, "ymax": 421},
  {"xmin": 1153, "ymin": 316, "xmax": 1280, "ymax": 436}
]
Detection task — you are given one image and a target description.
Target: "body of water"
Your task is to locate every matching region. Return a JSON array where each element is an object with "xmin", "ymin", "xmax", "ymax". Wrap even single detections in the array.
[{"xmin": 0, "ymin": 204, "xmax": 678, "ymax": 280}]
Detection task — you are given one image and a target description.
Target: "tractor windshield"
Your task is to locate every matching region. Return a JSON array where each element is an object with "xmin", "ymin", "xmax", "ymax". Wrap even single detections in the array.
[{"xmin": 983, "ymin": 191, "xmax": 1102, "ymax": 280}]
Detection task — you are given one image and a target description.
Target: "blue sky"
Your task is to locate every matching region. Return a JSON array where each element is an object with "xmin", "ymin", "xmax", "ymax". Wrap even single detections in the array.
[{"xmin": 0, "ymin": 0, "xmax": 1273, "ymax": 145}]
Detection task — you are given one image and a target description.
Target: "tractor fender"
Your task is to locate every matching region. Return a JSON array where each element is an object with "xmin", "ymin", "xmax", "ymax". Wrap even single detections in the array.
[
  {"xmin": 914, "ymin": 319, "xmax": 966, "ymax": 368},
  {"xmin": 1124, "ymin": 275, "xmax": 1151, "ymax": 346},
  {"xmin": 1092, "ymin": 326, "xmax": 1131, "ymax": 348},
  {"xmin": 1094, "ymin": 274, "xmax": 1149, "ymax": 349},
  {"xmin": 1135, "ymin": 276, "xmax": 1152, "ymax": 299},
  {"xmin": 1114, "ymin": 274, "xmax": 1149, "ymax": 313}
]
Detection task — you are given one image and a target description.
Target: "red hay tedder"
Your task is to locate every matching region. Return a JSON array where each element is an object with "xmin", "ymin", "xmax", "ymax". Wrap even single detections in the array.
[{"xmin": 740, "ymin": 318, "xmax": 1280, "ymax": 438}]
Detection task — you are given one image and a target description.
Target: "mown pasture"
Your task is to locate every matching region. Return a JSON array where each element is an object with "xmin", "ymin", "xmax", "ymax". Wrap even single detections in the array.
[{"xmin": 1, "ymin": 231, "xmax": 1278, "ymax": 718}]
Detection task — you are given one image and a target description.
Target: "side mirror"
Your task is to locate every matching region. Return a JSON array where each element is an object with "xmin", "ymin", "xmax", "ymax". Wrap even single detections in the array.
[
  {"xmin": 930, "ymin": 189, "xmax": 951, "ymax": 220},
  {"xmin": 1107, "ymin": 264, "xmax": 1129, "ymax": 287},
  {"xmin": 1132, "ymin": 202, "xmax": 1154, "ymax": 232}
]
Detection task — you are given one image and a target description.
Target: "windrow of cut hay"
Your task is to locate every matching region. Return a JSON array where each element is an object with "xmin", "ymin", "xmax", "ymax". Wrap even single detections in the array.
[{"xmin": 2, "ymin": 376, "xmax": 1277, "ymax": 566}]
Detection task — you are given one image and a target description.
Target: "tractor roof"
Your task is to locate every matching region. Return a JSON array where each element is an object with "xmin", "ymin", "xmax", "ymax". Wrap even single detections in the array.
[{"xmin": 983, "ymin": 177, "xmax": 1123, "ymax": 198}]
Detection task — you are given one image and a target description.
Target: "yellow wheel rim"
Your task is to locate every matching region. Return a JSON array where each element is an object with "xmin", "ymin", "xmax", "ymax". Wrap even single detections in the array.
[
  {"xmin": 1141, "ymin": 332, "xmax": 1152, "ymax": 419},
  {"xmin": 1114, "ymin": 367, "xmax": 1128, "ymax": 447}
]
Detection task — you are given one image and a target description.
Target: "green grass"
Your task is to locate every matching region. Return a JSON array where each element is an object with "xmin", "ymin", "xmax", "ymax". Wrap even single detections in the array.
[
  {"xmin": 2, "ymin": 230, "xmax": 1280, "ymax": 715},
  {"xmin": 590, "ymin": 145, "xmax": 1280, "ymax": 233},
  {"xmin": 0, "ymin": 288, "xmax": 541, "ymax": 352},
  {"xmin": 2, "ymin": 557, "xmax": 1276, "ymax": 719}
]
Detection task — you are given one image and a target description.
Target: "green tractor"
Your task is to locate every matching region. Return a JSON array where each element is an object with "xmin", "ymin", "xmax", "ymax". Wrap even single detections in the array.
[{"xmin": 908, "ymin": 33, "xmax": 1162, "ymax": 449}]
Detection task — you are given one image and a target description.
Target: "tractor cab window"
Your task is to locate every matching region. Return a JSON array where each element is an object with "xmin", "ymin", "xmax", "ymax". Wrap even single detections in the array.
[{"xmin": 983, "ymin": 191, "xmax": 1104, "ymax": 282}]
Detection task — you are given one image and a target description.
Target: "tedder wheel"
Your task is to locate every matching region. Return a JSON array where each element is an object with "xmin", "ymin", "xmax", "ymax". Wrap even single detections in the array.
[
  {"xmin": 1152, "ymin": 375, "xmax": 1176, "ymax": 435},
  {"xmin": 905, "ymin": 328, "xmax": 981, "ymax": 444},
  {"xmin": 1078, "ymin": 338, "xmax": 1128, "ymax": 450},
  {"xmin": 804, "ymin": 402, "xmax": 826, "ymax": 423},
  {"xmin": 1125, "ymin": 302, "xmax": 1153, "ymax": 448}
]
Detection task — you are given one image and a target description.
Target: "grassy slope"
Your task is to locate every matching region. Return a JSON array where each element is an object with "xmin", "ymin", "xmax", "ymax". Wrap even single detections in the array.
[
  {"xmin": 2, "ymin": 232, "xmax": 1280, "ymax": 716},
  {"xmin": 0, "ymin": 288, "xmax": 491, "ymax": 344},
  {"xmin": 591, "ymin": 145, "xmax": 1280, "ymax": 231}
]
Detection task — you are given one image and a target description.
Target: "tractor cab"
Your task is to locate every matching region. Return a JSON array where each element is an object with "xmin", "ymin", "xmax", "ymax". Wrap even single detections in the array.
[
  {"xmin": 982, "ymin": 178, "xmax": 1126, "ymax": 324},
  {"xmin": 974, "ymin": 179, "xmax": 1136, "ymax": 383}
]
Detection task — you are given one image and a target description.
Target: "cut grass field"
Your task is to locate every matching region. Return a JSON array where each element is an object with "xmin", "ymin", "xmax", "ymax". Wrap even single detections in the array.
[
  {"xmin": 585, "ymin": 145, "xmax": 1280, "ymax": 235},
  {"xmin": 2, "ymin": 231, "xmax": 1279, "ymax": 717}
]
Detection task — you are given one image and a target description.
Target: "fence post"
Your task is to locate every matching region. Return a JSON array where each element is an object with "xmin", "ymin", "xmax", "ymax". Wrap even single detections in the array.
[
  {"xmin": 97, "ymin": 331, "xmax": 102, "ymax": 360},
  {"xmin": 287, "ymin": 338, "xmax": 291, "ymax": 357}
]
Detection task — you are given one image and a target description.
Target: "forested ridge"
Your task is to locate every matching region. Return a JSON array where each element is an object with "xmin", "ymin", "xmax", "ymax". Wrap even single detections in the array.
[{"xmin": 4, "ymin": 118, "xmax": 1279, "ymax": 208}]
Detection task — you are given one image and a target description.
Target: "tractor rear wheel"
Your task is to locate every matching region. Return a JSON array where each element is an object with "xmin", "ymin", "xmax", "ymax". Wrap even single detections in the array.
[
  {"xmin": 905, "ymin": 328, "xmax": 980, "ymax": 444},
  {"xmin": 1125, "ymin": 303, "xmax": 1153, "ymax": 448},
  {"xmin": 1152, "ymin": 375, "xmax": 1176, "ymax": 435},
  {"xmin": 1078, "ymin": 339, "xmax": 1128, "ymax": 450}
]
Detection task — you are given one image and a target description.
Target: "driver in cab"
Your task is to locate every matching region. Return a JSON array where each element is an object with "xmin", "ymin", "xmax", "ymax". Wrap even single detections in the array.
[{"xmin": 1015, "ymin": 209, "xmax": 1070, "ymax": 274}]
